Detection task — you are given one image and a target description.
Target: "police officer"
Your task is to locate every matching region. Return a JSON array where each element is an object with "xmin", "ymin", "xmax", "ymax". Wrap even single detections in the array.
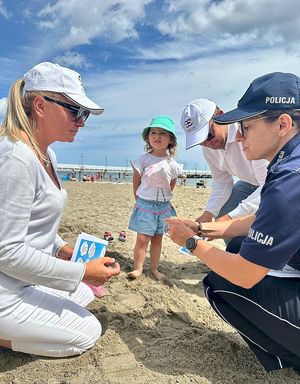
[{"xmin": 165, "ymin": 72, "xmax": 300, "ymax": 373}]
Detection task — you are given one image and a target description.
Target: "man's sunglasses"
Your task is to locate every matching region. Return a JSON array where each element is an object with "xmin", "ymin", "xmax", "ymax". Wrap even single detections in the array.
[
  {"xmin": 206, "ymin": 129, "xmax": 215, "ymax": 141},
  {"xmin": 202, "ymin": 120, "xmax": 215, "ymax": 143},
  {"xmin": 43, "ymin": 96, "xmax": 90, "ymax": 122}
]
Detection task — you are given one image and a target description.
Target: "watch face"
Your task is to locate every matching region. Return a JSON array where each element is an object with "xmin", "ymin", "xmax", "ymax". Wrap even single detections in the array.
[{"xmin": 186, "ymin": 237, "xmax": 196, "ymax": 251}]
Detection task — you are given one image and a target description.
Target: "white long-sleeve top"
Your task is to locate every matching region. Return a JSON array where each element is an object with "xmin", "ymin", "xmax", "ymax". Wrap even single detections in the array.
[
  {"xmin": 203, "ymin": 123, "xmax": 268, "ymax": 218},
  {"xmin": 0, "ymin": 137, "xmax": 85, "ymax": 311}
]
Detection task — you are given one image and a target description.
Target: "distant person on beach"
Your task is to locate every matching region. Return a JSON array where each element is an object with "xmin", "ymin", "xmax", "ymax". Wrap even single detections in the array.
[
  {"xmin": 127, "ymin": 116, "xmax": 182, "ymax": 280},
  {"xmin": 70, "ymin": 169, "xmax": 77, "ymax": 181},
  {"xmin": 167, "ymin": 72, "xmax": 300, "ymax": 373},
  {"xmin": 180, "ymin": 98, "xmax": 268, "ymax": 231},
  {"xmin": 0, "ymin": 62, "xmax": 120, "ymax": 357},
  {"xmin": 181, "ymin": 174, "xmax": 187, "ymax": 186}
]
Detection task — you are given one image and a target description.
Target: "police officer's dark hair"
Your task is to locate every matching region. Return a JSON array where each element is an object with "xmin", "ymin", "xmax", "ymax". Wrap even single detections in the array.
[{"xmin": 262, "ymin": 109, "xmax": 300, "ymax": 130}]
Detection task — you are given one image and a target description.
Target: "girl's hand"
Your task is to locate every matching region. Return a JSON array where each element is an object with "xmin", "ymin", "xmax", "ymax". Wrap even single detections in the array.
[
  {"xmin": 57, "ymin": 244, "xmax": 74, "ymax": 260},
  {"xmin": 83, "ymin": 257, "xmax": 120, "ymax": 286},
  {"xmin": 164, "ymin": 217, "xmax": 195, "ymax": 246}
]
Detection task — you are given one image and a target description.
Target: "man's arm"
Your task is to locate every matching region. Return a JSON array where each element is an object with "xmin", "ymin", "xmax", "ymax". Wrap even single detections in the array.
[
  {"xmin": 196, "ymin": 210, "xmax": 215, "ymax": 223},
  {"xmin": 202, "ymin": 149, "xmax": 234, "ymax": 218},
  {"xmin": 226, "ymin": 186, "xmax": 262, "ymax": 219}
]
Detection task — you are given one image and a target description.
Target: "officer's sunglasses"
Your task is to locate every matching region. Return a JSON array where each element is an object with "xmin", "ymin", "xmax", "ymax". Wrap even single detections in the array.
[
  {"xmin": 238, "ymin": 114, "xmax": 281, "ymax": 137},
  {"xmin": 43, "ymin": 96, "xmax": 90, "ymax": 122}
]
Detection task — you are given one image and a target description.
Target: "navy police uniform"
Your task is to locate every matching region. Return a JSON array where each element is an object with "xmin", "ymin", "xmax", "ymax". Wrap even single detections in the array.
[{"xmin": 204, "ymin": 133, "xmax": 300, "ymax": 371}]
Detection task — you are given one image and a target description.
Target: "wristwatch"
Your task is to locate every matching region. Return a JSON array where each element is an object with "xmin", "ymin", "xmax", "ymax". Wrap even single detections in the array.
[{"xmin": 185, "ymin": 236, "xmax": 202, "ymax": 253}]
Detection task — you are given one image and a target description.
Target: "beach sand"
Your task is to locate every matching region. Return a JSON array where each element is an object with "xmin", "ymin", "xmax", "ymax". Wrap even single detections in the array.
[{"xmin": 0, "ymin": 182, "xmax": 299, "ymax": 384}]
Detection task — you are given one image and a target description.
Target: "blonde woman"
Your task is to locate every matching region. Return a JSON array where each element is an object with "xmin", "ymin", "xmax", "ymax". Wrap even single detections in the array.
[{"xmin": 0, "ymin": 62, "xmax": 120, "ymax": 357}]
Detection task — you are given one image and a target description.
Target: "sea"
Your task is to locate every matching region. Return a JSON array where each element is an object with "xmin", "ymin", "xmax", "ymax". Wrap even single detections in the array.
[{"xmin": 57, "ymin": 170, "xmax": 213, "ymax": 188}]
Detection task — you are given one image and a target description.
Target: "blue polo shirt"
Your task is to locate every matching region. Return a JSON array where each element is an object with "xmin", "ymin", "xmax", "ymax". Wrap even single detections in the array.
[{"xmin": 240, "ymin": 133, "xmax": 300, "ymax": 270}]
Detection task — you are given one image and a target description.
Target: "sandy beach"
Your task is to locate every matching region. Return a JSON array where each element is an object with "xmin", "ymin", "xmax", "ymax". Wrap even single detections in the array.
[{"xmin": 0, "ymin": 182, "xmax": 299, "ymax": 384}]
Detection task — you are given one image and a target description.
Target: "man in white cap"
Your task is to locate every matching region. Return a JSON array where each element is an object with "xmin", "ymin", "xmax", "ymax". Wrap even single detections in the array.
[{"xmin": 180, "ymin": 98, "xmax": 268, "ymax": 233}]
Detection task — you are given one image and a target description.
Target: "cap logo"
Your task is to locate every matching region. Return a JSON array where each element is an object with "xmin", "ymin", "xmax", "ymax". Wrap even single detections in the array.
[
  {"xmin": 265, "ymin": 96, "xmax": 295, "ymax": 104},
  {"xmin": 184, "ymin": 118, "xmax": 194, "ymax": 131}
]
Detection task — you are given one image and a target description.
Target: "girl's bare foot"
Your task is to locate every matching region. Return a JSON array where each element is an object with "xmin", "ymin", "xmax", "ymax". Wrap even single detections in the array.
[
  {"xmin": 151, "ymin": 269, "xmax": 165, "ymax": 281},
  {"xmin": 127, "ymin": 270, "xmax": 143, "ymax": 280}
]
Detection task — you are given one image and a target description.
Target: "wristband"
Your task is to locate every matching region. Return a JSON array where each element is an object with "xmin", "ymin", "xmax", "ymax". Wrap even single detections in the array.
[{"xmin": 197, "ymin": 223, "xmax": 203, "ymax": 237}]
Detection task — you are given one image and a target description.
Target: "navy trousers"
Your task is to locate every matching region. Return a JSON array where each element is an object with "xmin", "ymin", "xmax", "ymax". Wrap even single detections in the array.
[{"xmin": 203, "ymin": 238, "xmax": 300, "ymax": 371}]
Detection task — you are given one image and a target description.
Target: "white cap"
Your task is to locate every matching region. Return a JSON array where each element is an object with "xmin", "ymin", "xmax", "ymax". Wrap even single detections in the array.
[
  {"xmin": 23, "ymin": 62, "xmax": 104, "ymax": 115},
  {"xmin": 180, "ymin": 98, "xmax": 216, "ymax": 149}
]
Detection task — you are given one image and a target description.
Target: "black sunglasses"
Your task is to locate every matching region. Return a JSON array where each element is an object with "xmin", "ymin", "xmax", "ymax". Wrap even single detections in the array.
[
  {"xmin": 204, "ymin": 120, "xmax": 215, "ymax": 142},
  {"xmin": 238, "ymin": 114, "xmax": 281, "ymax": 137},
  {"xmin": 43, "ymin": 96, "xmax": 90, "ymax": 122},
  {"xmin": 206, "ymin": 129, "xmax": 215, "ymax": 141}
]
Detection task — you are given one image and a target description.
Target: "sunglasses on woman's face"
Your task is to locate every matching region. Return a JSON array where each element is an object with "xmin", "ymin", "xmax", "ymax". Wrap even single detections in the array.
[
  {"xmin": 43, "ymin": 96, "xmax": 90, "ymax": 122},
  {"xmin": 238, "ymin": 115, "xmax": 281, "ymax": 137}
]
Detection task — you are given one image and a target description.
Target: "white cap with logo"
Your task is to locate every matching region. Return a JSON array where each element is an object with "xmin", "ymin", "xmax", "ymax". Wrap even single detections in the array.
[
  {"xmin": 23, "ymin": 62, "xmax": 104, "ymax": 115},
  {"xmin": 180, "ymin": 98, "xmax": 216, "ymax": 149}
]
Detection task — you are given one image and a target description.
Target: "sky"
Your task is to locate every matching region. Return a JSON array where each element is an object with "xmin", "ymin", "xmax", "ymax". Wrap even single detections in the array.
[{"xmin": 1, "ymin": 0, "xmax": 300, "ymax": 170}]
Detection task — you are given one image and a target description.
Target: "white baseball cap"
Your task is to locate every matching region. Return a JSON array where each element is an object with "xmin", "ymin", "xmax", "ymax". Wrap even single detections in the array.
[
  {"xmin": 23, "ymin": 62, "xmax": 104, "ymax": 115},
  {"xmin": 180, "ymin": 98, "xmax": 216, "ymax": 149}
]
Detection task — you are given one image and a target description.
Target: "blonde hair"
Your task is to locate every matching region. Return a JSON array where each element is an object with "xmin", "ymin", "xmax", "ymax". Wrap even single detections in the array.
[
  {"xmin": 0, "ymin": 79, "xmax": 67, "ymax": 161},
  {"xmin": 143, "ymin": 128, "xmax": 177, "ymax": 157}
]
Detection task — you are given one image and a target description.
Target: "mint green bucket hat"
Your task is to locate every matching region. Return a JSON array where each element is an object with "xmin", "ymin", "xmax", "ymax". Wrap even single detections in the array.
[{"xmin": 142, "ymin": 116, "xmax": 177, "ymax": 141}]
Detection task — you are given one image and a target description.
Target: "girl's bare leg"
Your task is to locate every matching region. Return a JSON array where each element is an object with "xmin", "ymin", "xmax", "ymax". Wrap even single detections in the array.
[
  {"xmin": 127, "ymin": 233, "xmax": 151, "ymax": 279},
  {"xmin": 150, "ymin": 234, "xmax": 164, "ymax": 280}
]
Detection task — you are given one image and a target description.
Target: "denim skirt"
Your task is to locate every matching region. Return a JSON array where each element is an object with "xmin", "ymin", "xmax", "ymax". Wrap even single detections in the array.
[{"xmin": 129, "ymin": 197, "xmax": 176, "ymax": 236}]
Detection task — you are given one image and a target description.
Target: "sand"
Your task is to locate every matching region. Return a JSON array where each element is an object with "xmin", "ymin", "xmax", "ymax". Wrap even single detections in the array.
[{"xmin": 0, "ymin": 182, "xmax": 299, "ymax": 384}]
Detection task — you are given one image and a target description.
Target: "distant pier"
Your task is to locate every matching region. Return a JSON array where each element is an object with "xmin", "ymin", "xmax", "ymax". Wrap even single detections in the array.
[{"xmin": 57, "ymin": 163, "xmax": 211, "ymax": 179}]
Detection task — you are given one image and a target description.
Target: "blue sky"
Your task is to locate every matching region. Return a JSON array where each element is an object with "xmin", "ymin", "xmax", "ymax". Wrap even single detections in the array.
[{"xmin": 1, "ymin": 0, "xmax": 300, "ymax": 170}]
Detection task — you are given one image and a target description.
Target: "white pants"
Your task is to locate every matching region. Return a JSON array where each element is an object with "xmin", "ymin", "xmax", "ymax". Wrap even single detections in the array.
[{"xmin": 0, "ymin": 283, "xmax": 101, "ymax": 357}]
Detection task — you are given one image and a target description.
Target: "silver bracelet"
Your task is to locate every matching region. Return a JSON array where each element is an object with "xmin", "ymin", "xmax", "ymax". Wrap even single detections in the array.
[{"xmin": 55, "ymin": 243, "xmax": 68, "ymax": 258}]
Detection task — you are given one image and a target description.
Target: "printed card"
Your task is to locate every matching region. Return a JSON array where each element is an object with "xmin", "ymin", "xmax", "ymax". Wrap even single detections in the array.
[
  {"xmin": 179, "ymin": 246, "xmax": 193, "ymax": 256},
  {"xmin": 71, "ymin": 232, "xmax": 108, "ymax": 263}
]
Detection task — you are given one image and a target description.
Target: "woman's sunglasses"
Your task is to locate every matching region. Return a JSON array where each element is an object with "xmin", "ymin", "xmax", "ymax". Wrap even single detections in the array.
[
  {"xmin": 43, "ymin": 96, "xmax": 90, "ymax": 122},
  {"xmin": 238, "ymin": 114, "xmax": 281, "ymax": 136}
]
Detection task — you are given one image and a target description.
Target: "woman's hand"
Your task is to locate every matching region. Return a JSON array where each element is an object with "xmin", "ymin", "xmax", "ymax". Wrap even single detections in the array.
[
  {"xmin": 83, "ymin": 257, "xmax": 120, "ymax": 286},
  {"xmin": 164, "ymin": 217, "xmax": 195, "ymax": 246}
]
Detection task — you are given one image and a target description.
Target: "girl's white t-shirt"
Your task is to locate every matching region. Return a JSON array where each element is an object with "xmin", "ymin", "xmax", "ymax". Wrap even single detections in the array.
[{"xmin": 131, "ymin": 153, "xmax": 182, "ymax": 202}]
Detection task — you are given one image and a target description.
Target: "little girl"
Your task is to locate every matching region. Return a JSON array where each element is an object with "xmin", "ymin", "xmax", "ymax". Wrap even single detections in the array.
[{"xmin": 128, "ymin": 116, "xmax": 182, "ymax": 280}]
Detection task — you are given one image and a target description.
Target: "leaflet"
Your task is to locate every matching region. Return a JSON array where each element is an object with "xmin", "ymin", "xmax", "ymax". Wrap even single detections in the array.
[{"xmin": 71, "ymin": 232, "xmax": 108, "ymax": 263}]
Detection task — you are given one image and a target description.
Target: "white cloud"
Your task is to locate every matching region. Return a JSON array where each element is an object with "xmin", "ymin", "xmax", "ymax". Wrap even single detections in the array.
[
  {"xmin": 54, "ymin": 51, "xmax": 91, "ymax": 69},
  {"xmin": 0, "ymin": 0, "xmax": 10, "ymax": 18},
  {"xmin": 31, "ymin": 0, "xmax": 300, "ymax": 62},
  {"xmin": 159, "ymin": 0, "xmax": 300, "ymax": 50},
  {"xmin": 37, "ymin": 0, "xmax": 153, "ymax": 48}
]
